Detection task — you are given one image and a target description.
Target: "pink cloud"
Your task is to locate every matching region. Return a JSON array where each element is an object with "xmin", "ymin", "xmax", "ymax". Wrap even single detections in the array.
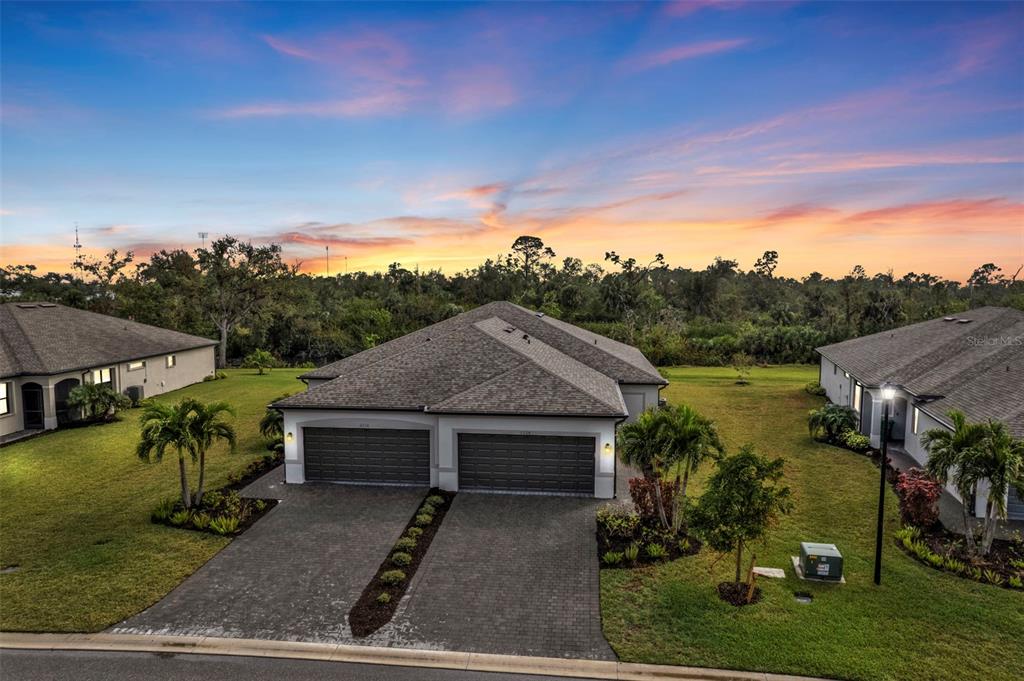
[
  {"xmin": 209, "ymin": 90, "xmax": 412, "ymax": 119},
  {"xmin": 619, "ymin": 38, "xmax": 748, "ymax": 72},
  {"xmin": 445, "ymin": 65, "xmax": 520, "ymax": 116}
]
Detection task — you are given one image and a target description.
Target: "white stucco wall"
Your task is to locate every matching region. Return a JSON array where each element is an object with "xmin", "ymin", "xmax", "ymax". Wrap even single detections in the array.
[
  {"xmin": 619, "ymin": 383, "xmax": 661, "ymax": 423},
  {"xmin": 0, "ymin": 379, "xmax": 22, "ymax": 437},
  {"xmin": 281, "ymin": 408, "xmax": 618, "ymax": 498},
  {"xmin": 819, "ymin": 356, "xmax": 854, "ymax": 408}
]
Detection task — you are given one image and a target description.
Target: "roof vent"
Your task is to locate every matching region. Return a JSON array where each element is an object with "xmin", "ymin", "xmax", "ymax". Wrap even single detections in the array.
[
  {"xmin": 536, "ymin": 312, "xmax": 545, "ymax": 318},
  {"xmin": 15, "ymin": 303, "xmax": 37, "ymax": 308},
  {"xmin": 503, "ymin": 326, "xmax": 515, "ymax": 333},
  {"xmin": 522, "ymin": 334, "xmax": 530, "ymax": 343},
  {"xmin": 956, "ymin": 319, "xmax": 972, "ymax": 324},
  {"xmin": 39, "ymin": 303, "xmax": 57, "ymax": 308},
  {"xmin": 943, "ymin": 317, "xmax": 956, "ymax": 322}
]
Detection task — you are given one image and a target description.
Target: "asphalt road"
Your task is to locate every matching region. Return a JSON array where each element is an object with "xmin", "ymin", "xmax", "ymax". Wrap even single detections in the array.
[{"xmin": 0, "ymin": 649, "xmax": 600, "ymax": 681}]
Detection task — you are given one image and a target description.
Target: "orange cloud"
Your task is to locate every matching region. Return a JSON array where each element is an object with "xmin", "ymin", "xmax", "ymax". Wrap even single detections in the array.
[{"xmin": 840, "ymin": 198, "xmax": 1024, "ymax": 232}]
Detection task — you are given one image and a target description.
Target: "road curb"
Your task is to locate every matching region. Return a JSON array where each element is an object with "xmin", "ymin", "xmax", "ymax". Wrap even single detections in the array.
[{"xmin": 0, "ymin": 632, "xmax": 824, "ymax": 680}]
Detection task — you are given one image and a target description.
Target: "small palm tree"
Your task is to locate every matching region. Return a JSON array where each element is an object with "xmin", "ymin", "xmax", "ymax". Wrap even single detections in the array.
[
  {"xmin": 973, "ymin": 420, "xmax": 1024, "ymax": 555},
  {"xmin": 619, "ymin": 408, "xmax": 671, "ymax": 529},
  {"xmin": 243, "ymin": 349, "xmax": 275, "ymax": 375},
  {"xmin": 658, "ymin": 404, "xmax": 724, "ymax": 531},
  {"xmin": 807, "ymin": 404, "xmax": 859, "ymax": 443},
  {"xmin": 137, "ymin": 398, "xmax": 236, "ymax": 509},
  {"xmin": 259, "ymin": 403, "xmax": 284, "ymax": 453},
  {"xmin": 923, "ymin": 411, "xmax": 987, "ymax": 555}
]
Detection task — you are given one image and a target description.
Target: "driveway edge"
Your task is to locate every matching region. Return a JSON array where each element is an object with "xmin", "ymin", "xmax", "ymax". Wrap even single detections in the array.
[{"xmin": 0, "ymin": 632, "xmax": 825, "ymax": 681}]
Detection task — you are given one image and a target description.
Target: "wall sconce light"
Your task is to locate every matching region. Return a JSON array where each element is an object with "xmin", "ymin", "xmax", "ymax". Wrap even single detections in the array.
[
  {"xmin": 880, "ymin": 383, "xmax": 896, "ymax": 402},
  {"xmin": 600, "ymin": 442, "xmax": 614, "ymax": 473},
  {"xmin": 285, "ymin": 432, "xmax": 294, "ymax": 443}
]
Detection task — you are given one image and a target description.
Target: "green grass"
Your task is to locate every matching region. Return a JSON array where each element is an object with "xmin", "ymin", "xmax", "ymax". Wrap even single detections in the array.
[
  {"xmin": 602, "ymin": 366, "xmax": 1024, "ymax": 681},
  {"xmin": 0, "ymin": 369, "xmax": 303, "ymax": 632}
]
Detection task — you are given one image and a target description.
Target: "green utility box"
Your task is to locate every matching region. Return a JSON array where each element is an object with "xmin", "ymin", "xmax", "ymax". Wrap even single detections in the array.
[{"xmin": 800, "ymin": 542, "xmax": 843, "ymax": 581}]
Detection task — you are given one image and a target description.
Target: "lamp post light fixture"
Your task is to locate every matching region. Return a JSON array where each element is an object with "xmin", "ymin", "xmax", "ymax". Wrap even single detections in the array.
[{"xmin": 874, "ymin": 382, "xmax": 896, "ymax": 586}]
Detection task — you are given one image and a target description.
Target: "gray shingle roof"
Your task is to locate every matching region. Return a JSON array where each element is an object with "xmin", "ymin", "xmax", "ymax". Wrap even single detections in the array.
[
  {"xmin": 817, "ymin": 306, "xmax": 1024, "ymax": 436},
  {"xmin": 0, "ymin": 302, "xmax": 217, "ymax": 378},
  {"xmin": 275, "ymin": 312, "xmax": 636, "ymax": 417},
  {"xmin": 301, "ymin": 301, "xmax": 666, "ymax": 385}
]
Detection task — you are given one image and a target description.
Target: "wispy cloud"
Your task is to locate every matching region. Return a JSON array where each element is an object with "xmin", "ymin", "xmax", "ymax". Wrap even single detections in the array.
[
  {"xmin": 619, "ymin": 38, "xmax": 748, "ymax": 73},
  {"xmin": 209, "ymin": 91, "xmax": 413, "ymax": 119}
]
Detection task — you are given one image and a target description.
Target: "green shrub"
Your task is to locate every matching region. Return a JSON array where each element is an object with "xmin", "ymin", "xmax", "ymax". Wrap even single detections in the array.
[
  {"xmin": 420, "ymin": 501, "xmax": 438, "ymax": 515},
  {"xmin": 169, "ymin": 510, "xmax": 191, "ymax": 527},
  {"xmin": 414, "ymin": 513, "xmax": 433, "ymax": 526},
  {"xmin": 645, "ymin": 543, "xmax": 668, "ymax": 560},
  {"xmin": 191, "ymin": 512, "xmax": 211, "ymax": 530},
  {"xmin": 602, "ymin": 551, "xmax": 624, "ymax": 566},
  {"xmin": 394, "ymin": 537, "xmax": 417, "ymax": 552},
  {"xmin": 1009, "ymin": 575, "xmax": 1023, "ymax": 589},
  {"xmin": 151, "ymin": 498, "xmax": 176, "ymax": 522},
  {"xmin": 1009, "ymin": 558, "xmax": 1024, "ymax": 570},
  {"xmin": 254, "ymin": 499, "xmax": 267, "ymax": 512},
  {"xmin": 943, "ymin": 557, "xmax": 967, "ymax": 574},
  {"xmin": 624, "ymin": 544, "xmax": 640, "ymax": 563},
  {"xmin": 379, "ymin": 570, "xmax": 406, "ymax": 586},
  {"xmin": 209, "ymin": 516, "xmax": 240, "ymax": 535},
  {"xmin": 926, "ymin": 553, "xmax": 944, "ymax": 568},
  {"xmin": 678, "ymin": 538, "xmax": 691, "ymax": 552},
  {"xmin": 426, "ymin": 495, "xmax": 445, "ymax": 506},
  {"xmin": 406, "ymin": 527, "xmax": 423, "ymax": 538},
  {"xmin": 376, "ymin": 592, "xmax": 392, "ymax": 604},
  {"xmin": 391, "ymin": 551, "xmax": 413, "ymax": 567},
  {"xmin": 804, "ymin": 382, "xmax": 827, "ymax": 396},
  {"xmin": 969, "ymin": 566, "xmax": 983, "ymax": 581},
  {"xmin": 596, "ymin": 506, "xmax": 641, "ymax": 540},
  {"xmin": 839, "ymin": 429, "xmax": 871, "ymax": 453},
  {"xmin": 983, "ymin": 569, "xmax": 1005, "ymax": 586},
  {"xmin": 216, "ymin": 370, "xmax": 227, "ymax": 380}
]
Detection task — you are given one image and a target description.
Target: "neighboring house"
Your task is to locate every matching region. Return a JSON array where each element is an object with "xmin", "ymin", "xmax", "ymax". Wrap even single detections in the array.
[
  {"xmin": 274, "ymin": 301, "xmax": 667, "ymax": 498},
  {"xmin": 816, "ymin": 306, "xmax": 1024, "ymax": 521},
  {"xmin": 0, "ymin": 302, "xmax": 217, "ymax": 438}
]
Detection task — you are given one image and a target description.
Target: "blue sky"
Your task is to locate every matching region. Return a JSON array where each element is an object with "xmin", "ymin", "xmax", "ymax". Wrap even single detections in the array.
[{"xmin": 1, "ymin": 1, "xmax": 1022, "ymax": 280}]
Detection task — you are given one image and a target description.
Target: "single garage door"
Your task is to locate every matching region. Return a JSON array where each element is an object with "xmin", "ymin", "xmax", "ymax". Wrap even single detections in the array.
[
  {"xmin": 458, "ymin": 433, "xmax": 595, "ymax": 495},
  {"xmin": 303, "ymin": 427, "xmax": 430, "ymax": 485}
]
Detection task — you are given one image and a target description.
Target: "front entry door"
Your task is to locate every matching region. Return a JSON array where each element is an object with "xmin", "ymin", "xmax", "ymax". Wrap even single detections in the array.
[{"xmin": 21, "ymin": 383, "xmax": 45, "ymax": 430}]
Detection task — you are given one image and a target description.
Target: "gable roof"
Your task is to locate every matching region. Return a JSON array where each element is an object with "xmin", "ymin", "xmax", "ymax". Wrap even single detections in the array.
[
  {"xmin": 0, "ymin": 302, "xmax": 217, "ymax": 379},
  {"xmin": 816, "ymin": 306, "xmax": 1024, "ymax": 437},
  {"xmin": 301, "ymin": 300, "xmax": 666, "ymax": 386},
  {"xmin": 274, "ymin": 306, "xmax": 651, "ymax": 417}
]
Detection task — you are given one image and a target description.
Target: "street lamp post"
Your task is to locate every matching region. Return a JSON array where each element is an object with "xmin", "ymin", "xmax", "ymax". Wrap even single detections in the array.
[{"xmin": 874, "ymin": 382, "xmax": 896, "ymax": 586}]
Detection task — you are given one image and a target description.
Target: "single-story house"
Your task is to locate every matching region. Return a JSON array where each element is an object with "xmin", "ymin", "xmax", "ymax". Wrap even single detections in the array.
[
  {"xmin": 0, "ymin": 302, "xmax": 217, "ymax": 438},
  {"xmin": 274, "ymin": 301, "xmax": 667, "ymax": 498},
  {"xmin": 816, "ymin": 305, "xmax": 1024, "ymax": 521}
]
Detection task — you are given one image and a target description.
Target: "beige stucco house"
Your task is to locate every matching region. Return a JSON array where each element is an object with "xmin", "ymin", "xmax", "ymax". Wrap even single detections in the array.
[{"xmin": 0, "ymin": 302, "xmax": 216, "ymax": 439}]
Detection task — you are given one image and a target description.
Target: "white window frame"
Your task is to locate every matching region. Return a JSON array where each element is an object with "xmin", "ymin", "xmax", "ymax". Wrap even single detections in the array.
[
  {"xmin": 166, "ymin": 354, "xmax": 176, "ymax": 368},
  {"xmin": 912, "ymin": 407, "xmax": 920, "ymax": 435},
  {"xmin": 853, "ymin": 382, "xmax": 863, "ymax": 413},
  {"xmin": 0, "ymin": 382, "xmax": 9, "ymax": 416},
  {"xmin": 127, "ymin": 360, "xmax": 145, "ymax": 372},
  {"xmin": 91, "ymin": 367, "xmax": 112, "ymax": 385}
]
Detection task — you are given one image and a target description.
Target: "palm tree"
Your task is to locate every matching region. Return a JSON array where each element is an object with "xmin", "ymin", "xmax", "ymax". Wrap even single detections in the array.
[
  {"xmin": 658, "ymin": 404, "xmax": 724, "ymax": 532},
  {"xmin": 137, "ymin": 400, "xmax": 198, "ymax": 509},
  {"xmin": 187, "ymin": 400, "xmax": 236, "ymax": 507},
  {"xmin": 807, "ymin": 404, "xmax": 859, "ymax": 443},
  {"xmin": 136, "ymin": 398, "xmax": 235, "ymax": 509},
  {"xmin": 259, "ymin": 400, "xmax": 286, "ymax": 453},
  {"xmin": 973, "ymin": 421, "xmax": 1024, "ymax": 555},
  {"xmin": 922, "ymin": 411, "xmax": 987, "ymax": 555},
  {"xmin": 618, "ymin": 408, "xmax": 671, "ymax": 528}
]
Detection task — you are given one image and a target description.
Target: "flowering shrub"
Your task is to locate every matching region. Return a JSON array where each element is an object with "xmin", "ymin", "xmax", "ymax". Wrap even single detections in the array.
[{"xmin": 895, "ymin": 468, "xmax": 942, "ymax": 528}]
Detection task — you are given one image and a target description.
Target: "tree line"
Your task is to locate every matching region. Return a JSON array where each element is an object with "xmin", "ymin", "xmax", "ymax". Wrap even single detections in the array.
[{"xmin": 2, "ymin": 235, "xmax": 1021, "ymax": 368}]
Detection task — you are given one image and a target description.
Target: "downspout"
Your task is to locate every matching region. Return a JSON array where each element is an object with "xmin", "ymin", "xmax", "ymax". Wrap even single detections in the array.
[{"xmin": 613, "ymin": 415, "xmax": 628, "ymax": 500}]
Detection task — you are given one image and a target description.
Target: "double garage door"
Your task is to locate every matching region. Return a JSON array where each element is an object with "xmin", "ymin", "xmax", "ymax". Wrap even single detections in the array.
[{"xmin": 302, "ymin": 427, "xmax": 595, "ymax": 495}]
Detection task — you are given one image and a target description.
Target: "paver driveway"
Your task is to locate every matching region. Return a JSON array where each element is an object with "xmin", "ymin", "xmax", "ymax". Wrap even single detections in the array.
[
  {"xmin": 390, "ymin": 493, "xmax": 615, "ymax": 660},
  {"xmin": 113, "ymin": 470, "xmax": 614, "ymax": 660},
  {"xmin": 111, "ymin": 471, "xmax": 425, "ymax": 642}
]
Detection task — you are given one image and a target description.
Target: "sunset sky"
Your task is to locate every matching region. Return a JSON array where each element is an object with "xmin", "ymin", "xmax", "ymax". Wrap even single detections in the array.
[{"xmin": 1, "ymin": 1, "xmax": 1022, "ymax": 281}]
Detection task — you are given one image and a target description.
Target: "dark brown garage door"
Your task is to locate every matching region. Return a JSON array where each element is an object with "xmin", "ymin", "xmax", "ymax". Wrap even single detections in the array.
[
  {"xmin": 458, "ymin": 433, "xmax": 595, "ymax": 495},
  {"xmin": 303, "ymin": 427, "xmax": 430, "ymax": 485}
]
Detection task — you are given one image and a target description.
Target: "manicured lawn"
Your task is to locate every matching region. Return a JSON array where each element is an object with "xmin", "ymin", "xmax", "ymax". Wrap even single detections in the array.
[
  {"xmin": 0, "ymin": 369, "xmax": 303, "ymax": 632},
  {"xmin": 602, "ymin": 366, "xmax": 1024, "ymax": 681}
]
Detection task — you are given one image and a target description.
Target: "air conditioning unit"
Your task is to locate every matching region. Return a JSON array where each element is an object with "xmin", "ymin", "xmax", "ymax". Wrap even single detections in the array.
[
  {"xmin": 124, "ymin": 385, "xmax": 145, "ymax": 405},
  {"xmin": 799, "ymin": 542, "xmax": 843, "ymax": 581}
]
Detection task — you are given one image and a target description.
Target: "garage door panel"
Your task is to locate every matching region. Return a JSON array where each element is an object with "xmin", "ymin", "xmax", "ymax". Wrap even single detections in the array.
[
  {"xmin": 304, "ymin": 427, "xmax": 429, "ymax": 485},
  {"xmin": 458, "ymin": 433, "xmax": 594, "ymax": 495}
]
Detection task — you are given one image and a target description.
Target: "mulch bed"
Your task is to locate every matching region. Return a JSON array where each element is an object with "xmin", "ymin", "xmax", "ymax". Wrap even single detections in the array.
[
  {"xmin": 597, "ymin": 530, "xmax": 701, "ymax": 568},
  {"xmin": 348, "ymin": 489, "xmax": 456, "ymax": 637},
  {"xmin": 151, "ymin": 452, "xmax": 284, "ymax": 537},
  {"xmin": 898, "ymin": 525, "xmax": 1024, "ymax": 589},
  {"xmin": 717, "ymin": 581, "xmax": 762, "ymax": 606}
]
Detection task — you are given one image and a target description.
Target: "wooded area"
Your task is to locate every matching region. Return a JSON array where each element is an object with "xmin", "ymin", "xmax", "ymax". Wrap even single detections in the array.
[{"xmin": 3, "ymin": 235, "xmax": 1021, "ymax": 368}]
